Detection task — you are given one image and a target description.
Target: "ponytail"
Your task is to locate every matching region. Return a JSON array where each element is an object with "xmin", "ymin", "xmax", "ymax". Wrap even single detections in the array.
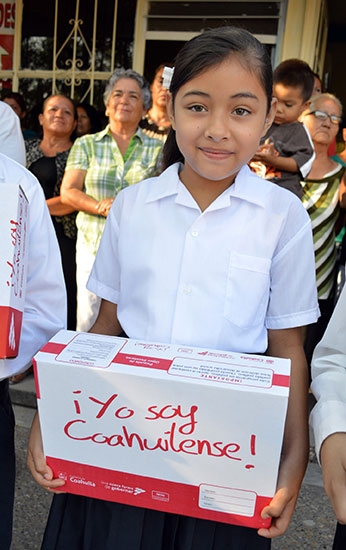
[{"xmin": 162, "ymin": 128, "xmax": 184, "ymax": 170}]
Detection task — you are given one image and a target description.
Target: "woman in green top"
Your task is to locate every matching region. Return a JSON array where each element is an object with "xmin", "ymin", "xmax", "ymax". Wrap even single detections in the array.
[{"xmin": 60, "ymin": 69, "xmax": 163, "ymax": 332}]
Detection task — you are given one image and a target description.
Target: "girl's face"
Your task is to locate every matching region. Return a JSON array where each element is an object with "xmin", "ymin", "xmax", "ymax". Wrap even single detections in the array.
[{"xmin": 168, "ymin": 56, "xmax": 276, "ymax": 189}]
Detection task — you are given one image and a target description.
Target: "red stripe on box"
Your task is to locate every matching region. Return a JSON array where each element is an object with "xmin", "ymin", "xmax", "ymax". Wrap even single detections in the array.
[
  {"xmin": 47, "ymin": 456, "xmax": 272, "ymax": 529},
  {"xmin": 40, "ymin": 342, "xmax": 66, "ymax": 355},
  {"xmin": 0, "ymin": 306, "xmax": 23, "ymax": 358},
  {"xmin": 272, "ymin": 374, "xmax": 290, "ymax": 388},
  {"xmin": 38, "ymin": 342, "xmax": 289, "ymax": 387},
  {"xmin": 114, "ymin": 353, "xmax": 172, "ymax": 371},
  {"xmin": 32, "ymin": 358, "xmax": 40, "ymax": 399}
]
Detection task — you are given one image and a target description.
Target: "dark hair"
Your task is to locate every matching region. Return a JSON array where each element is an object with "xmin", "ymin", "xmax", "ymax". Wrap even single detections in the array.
[
  {"xmin": 1, "ymin": 90, "xmax": 26, "ymax": 114},
  {"xmin": 163, "ymin": 26, "xmax": 273, "ymax": 169},
  {"xmin": 273, "ymin": 59, "xmax": 314, "ymax": 103},
  {"xmin": 76, "ymin": 102, "xmax": 103, "ymax": 134}
]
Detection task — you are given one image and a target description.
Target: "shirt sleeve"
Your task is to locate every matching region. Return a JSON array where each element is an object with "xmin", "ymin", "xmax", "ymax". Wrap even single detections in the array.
[
  {"xmin": 0, "ymin": 159, "xmax": 67, "ymax": 379},
  {"xmin": 266, "ymin": 200, "xmax": 319, "ymax": 329},
  {"xmin": 287, "ymin": 123, "xmax": 315, "ymax": 178},
  {"xmin": 65, "ymin": 136, "xmax": 91, "ymax": 171},
  {"xmin": 310, "ymin": 286, "xmax": 346, "ymax": 463}
]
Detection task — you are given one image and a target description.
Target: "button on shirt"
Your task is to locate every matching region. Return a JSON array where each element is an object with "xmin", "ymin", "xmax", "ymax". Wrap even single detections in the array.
[
  {"xmin": 65, "ymin": 125, "xmax": 163, "ymax": 254},
  {"xmin": 88, "ymin": 163, "xmax": 319, "ymax": 353}
]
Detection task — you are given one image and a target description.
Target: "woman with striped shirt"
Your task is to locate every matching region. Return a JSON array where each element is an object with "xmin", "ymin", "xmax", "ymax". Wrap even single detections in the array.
[{"xmin": 301, "ymin": 93, "xmax": 346, "ymax": 369}]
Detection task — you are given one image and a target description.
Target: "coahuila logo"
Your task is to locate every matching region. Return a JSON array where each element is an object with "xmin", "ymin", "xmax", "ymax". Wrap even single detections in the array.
[
  {"xmin": 134, "ymin": 487, "xmax": 145, "ymax": 496},
  {"xmin": 70, "ymin": 476, "xmax": 96, "ymax": 487}
]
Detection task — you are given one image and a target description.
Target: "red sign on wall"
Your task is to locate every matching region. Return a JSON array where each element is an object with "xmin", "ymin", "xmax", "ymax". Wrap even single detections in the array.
[{"xmin": 0, "ymin": 1, "xmax": 15, "ymax": 87}]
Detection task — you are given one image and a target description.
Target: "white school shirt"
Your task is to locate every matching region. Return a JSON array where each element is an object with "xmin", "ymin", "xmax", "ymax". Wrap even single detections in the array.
[
  {"xmin": 310, "ymin": 285, "xmax": 346, "ymax": 463},
  {"xmin": 0, "ymin": 101, "xmax": 26, "ymax": 166},
  {"xmin": 0, "ymin": 153, "xmax": 67, "ymax": 380},
  {"xmin": 88, "ymin": 163, "xmax": 319, "ymax": 353}
]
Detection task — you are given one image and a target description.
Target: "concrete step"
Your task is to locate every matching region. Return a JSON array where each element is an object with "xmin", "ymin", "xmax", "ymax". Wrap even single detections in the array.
[{"xmin": 9, "ymin": 373, "xmax": 37, "ymax": 409}]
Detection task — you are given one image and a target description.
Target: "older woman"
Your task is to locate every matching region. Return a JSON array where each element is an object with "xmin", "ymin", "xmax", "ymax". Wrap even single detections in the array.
[
  {"xmin": 301, "ymin": 93, "xmax": 346, "ymax": 366},
  {"xmin": 61, "ymin": 68, "xmax": 163, "ymax": 331}
]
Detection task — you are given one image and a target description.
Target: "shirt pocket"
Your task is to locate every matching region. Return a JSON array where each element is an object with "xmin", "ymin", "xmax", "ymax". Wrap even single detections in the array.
[{"xmin": 224, "ymin": 253, "xmax": 271, "ymax": 328}]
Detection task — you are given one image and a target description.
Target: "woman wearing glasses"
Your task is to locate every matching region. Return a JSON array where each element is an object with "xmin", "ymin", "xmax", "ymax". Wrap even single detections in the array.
[{"xmin": 301, "ymin": 93, "xmax": 346, "ymax": 370}]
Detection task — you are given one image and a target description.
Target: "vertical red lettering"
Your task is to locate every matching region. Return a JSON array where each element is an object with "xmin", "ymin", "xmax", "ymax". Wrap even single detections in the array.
[
  {"xmin": 73, "ymin": 390, "xmax": 82, "ymax": 414},
  {"xmin": 250, "ymin": 434, "xmax": 256, "ymax": 455}
]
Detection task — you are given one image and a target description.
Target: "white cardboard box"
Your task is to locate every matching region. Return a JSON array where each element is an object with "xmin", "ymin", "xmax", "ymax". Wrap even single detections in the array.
[
  {"xmin": 33, "ymin": 330, "xmax": 291, "ymax": 529},
  {"xmin": 0, "ymin": 184, "xmax": 28, "ymax": 358}
]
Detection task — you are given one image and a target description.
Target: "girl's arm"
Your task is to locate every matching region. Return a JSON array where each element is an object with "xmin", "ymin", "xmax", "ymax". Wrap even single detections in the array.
[
  {"xmin": 27, "ymin": 299, "xmax": 122, "ymax": 489},
  {"xmin": 258, "ymin": 326, "xmax": 309, "ymax": 538}
]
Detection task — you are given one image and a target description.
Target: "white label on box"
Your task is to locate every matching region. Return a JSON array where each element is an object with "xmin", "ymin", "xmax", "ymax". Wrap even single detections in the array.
[
  {"xmin": 199, "ymin": 484, "xmax": 256, "ymax": 517},
  {"xmin": 55, "ymin": 333, "xmax": 126, "ymax": 368},
  {"xmin": 169, "ymin": 358, "xmax": 273, "ymax": 388}
]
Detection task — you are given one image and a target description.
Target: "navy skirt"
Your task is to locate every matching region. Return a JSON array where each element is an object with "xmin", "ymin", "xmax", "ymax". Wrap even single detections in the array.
[
  {"xmin": 333, "ymin": 523, "xmax": 346, "ymax": 550},
  {"xmin": 41, "ymin": 494, "xmax": 271, "ymax": 550}
]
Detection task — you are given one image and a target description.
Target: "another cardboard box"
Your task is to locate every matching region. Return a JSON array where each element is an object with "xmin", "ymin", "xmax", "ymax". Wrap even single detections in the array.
[
  {"xmin": 0, "ymin": 184, "xmax": 28, "ymax": 358},
  {"xmin": 33, "ymin": 330, "xmax": 290, "ymax": 529}
]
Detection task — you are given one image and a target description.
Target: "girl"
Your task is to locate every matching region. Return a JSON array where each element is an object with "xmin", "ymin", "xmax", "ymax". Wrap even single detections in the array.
[{"xmin": 28, "ymin": 27, "xmax": 319, "ymax": 550}]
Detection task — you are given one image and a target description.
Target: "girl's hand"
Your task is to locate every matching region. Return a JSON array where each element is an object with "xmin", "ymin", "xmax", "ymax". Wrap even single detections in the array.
[
  {"xmin": 27, "ymin": 411, "xmax": 66, "ymax": 493},
  {"xmin": 257, "ymin": 327, "xmax": 309, "ymax": 538},
  {"xmin": 257, "ymin": 461, "xmax": 300, "ymax": 538},
  {"xmin": 96, "ymin": 198, "xmax": 114, "ymax": 217},
  {"xmin": 320, "ymin": 432, "xmax": 346, "ymax": 523}
]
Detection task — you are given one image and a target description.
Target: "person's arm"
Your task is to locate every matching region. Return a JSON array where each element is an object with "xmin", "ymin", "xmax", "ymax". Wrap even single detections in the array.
[
  {"xmin": 258, "ymin": 326, "xmax": 309, "ymax": 538},
  {"xmin": 60, "ymin": 169, "xmax": 100, "ymax": 214},
  {"xmin": 252, "ymin": 149, "xmax": 299, "ymax": 173},
  {"xmin": 27, "ymin": 299, "xmax": 122, "ymax": 490},
  {"xmin": 27, "ymin": 411, "xmax": 66, "ymax": 492},
  {"xmin": 320, "ymin": 433, "xmax": 346, "ymax": 523},
  {"xmin": 46, "ymin": 196, "xmax": 75, "ymax": 216},
  {"xmin": 89, "ymin": 299, "xmax": 123, "ymax": 335},
  {"xmin": 339, "ymin": 171, "xmax": 346, "ymax": 210},
  {"xmin": 310, "ymin": 286, "xmax": 346, "ymax": 523}
]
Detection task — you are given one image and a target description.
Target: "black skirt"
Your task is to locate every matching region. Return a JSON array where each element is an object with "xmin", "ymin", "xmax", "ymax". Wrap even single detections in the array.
[{"xmin": 41, "ymin": 494, "xmax": 271, "ymax": 550}]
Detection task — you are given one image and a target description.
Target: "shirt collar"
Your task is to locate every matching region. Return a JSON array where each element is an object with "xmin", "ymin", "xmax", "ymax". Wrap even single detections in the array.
[
  {"xmin": 228, "ymin": 164, "xmax": 268, "ymax": 208},
  {"xmin": 95, "ymin": 124, "xmax": 143, "ymax": 144},
  {"xmin": 145, "ymin": 163, "xmax": 183, "ymax": 203},
  {"xmin": 145, "ymin": 163, "xmax": 268, "ymax": 208}
]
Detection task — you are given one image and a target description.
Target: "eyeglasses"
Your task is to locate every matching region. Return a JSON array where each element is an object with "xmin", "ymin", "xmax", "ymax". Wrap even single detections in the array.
[{"xmin": 307, "ymin": 110, "xmax": 341, "ymax": 125}]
